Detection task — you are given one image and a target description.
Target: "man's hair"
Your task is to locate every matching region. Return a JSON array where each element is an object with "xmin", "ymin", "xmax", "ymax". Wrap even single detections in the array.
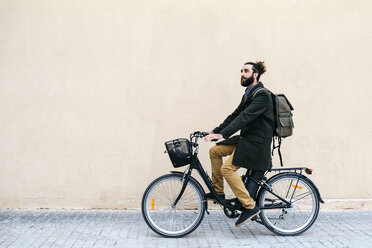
[{"xmin": 244, "ymin": 61, "xmax": 266, "ymax": 81}]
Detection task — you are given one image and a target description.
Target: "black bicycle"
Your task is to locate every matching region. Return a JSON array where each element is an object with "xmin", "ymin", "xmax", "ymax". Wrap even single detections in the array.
[{"xmin": 141, "ymin": 131, "xmax": 324, "ymax": 238}]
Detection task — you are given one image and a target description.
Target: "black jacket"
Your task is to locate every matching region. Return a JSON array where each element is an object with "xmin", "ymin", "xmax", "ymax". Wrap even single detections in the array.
[{"xmin": 212, "ymin": 82, "xmax": 274, "ymax": 170}]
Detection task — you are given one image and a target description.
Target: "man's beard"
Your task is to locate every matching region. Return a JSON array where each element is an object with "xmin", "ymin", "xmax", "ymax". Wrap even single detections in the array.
[{"xmin": 241, "ymin": 75, "xmax": 254, "ymax": 87}]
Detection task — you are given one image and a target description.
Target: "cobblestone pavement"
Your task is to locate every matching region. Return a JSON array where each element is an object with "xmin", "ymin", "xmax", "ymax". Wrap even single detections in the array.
[{"xmin": 0, "ymin": 210, "xmax": 371, "ymax": 248}]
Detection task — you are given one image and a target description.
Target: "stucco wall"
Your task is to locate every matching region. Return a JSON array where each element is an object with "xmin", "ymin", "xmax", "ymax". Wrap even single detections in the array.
[{"xmin": 0, "ymin": 0, "xmax": 371, "ymax": 209}]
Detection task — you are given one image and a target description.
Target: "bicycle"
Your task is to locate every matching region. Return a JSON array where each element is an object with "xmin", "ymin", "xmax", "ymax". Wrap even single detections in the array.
[{"xmin": 141, "ymin": 131, "xmax": 324, "ymax": 238}]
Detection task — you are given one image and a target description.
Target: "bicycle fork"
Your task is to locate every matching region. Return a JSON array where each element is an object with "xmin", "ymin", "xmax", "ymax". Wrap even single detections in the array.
[{"xmin": 171, "ymin": 167, "xmax": 193, "ymax": 208}]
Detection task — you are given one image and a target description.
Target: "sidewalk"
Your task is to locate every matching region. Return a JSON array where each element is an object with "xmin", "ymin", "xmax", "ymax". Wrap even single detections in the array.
[{"xmin": 0, "ymin": 210, "xmax": 371, "ymax": 248}]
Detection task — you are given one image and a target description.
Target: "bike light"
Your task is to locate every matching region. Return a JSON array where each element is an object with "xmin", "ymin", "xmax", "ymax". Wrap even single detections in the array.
[
  {"xmin": 151, "ymin": 199, "xmax": 155, "ymax": 210},
  {"xmin": 305, "ymin": 168, "xmax": 313, "ymax": 175}
]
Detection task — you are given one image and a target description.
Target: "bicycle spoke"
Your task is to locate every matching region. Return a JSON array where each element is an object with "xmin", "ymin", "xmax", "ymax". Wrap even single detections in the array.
[{"xmin": 292, "ymin": 192, "xmax": 312, "ymax": 203}]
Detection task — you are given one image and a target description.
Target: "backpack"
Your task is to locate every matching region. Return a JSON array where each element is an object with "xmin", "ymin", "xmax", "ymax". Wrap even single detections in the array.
[{"xmin": 253, "ymin": 87, "xmax": 294, "ymax": 166}]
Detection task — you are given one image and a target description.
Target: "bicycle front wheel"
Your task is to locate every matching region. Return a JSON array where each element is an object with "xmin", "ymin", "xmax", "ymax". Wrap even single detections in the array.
[
  {"xmin": 257, "ymin": 173, "xmax": 320, "ymax": 236},
  {"xmin": 141, "ymin": 173, "xmax": 206, "ymax": 238}
]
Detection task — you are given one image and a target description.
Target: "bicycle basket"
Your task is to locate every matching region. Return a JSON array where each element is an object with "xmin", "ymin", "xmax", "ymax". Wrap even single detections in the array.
[{"xmin": 165, "ymin": 138, "xmax": 192, "ymax": 168}]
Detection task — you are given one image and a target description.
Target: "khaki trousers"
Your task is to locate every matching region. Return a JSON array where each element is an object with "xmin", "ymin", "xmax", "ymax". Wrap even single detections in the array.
[{"xmin": 209, "ymin": 144, "xmax": 255, "ymax": 209}]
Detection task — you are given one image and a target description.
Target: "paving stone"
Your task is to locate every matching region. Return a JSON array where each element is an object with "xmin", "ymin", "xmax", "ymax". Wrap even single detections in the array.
[{"xmin": 0, "ymin": 210, "xmax": 371, "ymax": 248}]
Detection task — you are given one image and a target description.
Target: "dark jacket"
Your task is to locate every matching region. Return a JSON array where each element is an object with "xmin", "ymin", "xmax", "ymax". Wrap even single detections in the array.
[{"xmin": 212, "ymin": 82, "xmax": 274, "ymax": 170}]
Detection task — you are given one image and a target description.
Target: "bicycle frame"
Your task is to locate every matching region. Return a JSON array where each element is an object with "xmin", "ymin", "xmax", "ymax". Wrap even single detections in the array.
[{"xmin": 171, "ymin": 132, "xmax": 323, "ymax": 213}]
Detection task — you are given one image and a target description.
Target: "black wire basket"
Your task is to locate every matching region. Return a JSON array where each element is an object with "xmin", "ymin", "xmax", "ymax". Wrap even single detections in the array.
[{"xmin": 165, "ymin": 138, "xmax": 192, "ymax": 168}]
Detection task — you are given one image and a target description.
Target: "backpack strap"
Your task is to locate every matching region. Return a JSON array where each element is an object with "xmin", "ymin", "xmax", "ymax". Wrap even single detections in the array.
[
  {"xmin": 277, "ymin": 137, "xmax": 283, "ymax": 167},
  {"xmin": 252, "ymin": 87, "xmax": 271, "ymax": 98},
  {"xmin": 272, "ymin": 137, "xmax": 284, "ymax": 167}
]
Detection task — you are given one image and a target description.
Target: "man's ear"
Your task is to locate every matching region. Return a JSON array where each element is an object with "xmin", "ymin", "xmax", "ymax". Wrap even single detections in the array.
[{"xmin": 253, "ymin": 72, "xmax": 259, "ymax": 79}]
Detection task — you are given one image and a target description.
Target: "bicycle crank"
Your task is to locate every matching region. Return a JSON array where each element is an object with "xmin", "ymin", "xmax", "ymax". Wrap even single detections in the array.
[{"xmin": 223, "ymin": 206, "xmax": 240, "ymax": 219}]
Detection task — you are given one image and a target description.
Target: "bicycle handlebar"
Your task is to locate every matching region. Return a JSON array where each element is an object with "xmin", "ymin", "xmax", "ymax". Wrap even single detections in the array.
[
  {"xmin": 191, "ymin": 131, "xmax": 209, "ymax": 138},
  {"xmin": 191, "ymin": 131, "xmax": 219, "ymax": 142}
]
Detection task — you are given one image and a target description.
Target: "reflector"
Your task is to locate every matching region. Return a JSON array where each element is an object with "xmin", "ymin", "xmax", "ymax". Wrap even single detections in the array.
[
  {"xmin": 151, "ymin": 199, "xmax": 155, "ymax": 210},
  {"xmin": 292, "ymin": 185, "xmax": 303, "ymax": 189}
]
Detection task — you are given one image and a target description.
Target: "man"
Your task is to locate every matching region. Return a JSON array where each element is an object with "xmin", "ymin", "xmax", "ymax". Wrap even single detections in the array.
[{"xmin": 204, "ymin": 61, "xmax": 274, "ymax": 227}]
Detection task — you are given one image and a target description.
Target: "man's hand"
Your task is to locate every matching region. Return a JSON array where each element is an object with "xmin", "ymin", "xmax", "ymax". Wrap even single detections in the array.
[{"xmin": 204, "ymin": 133, "xmax": 223, "ymax": 142}]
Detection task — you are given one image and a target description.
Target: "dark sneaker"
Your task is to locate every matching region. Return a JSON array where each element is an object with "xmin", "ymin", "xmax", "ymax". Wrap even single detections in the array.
[
  {"xmin": 205, "ymin": 192, "xmax": 225, "ymax": 200},
  {"xmin": 235, "ymin": 206, "xmax": 261, "ymax": 227}
]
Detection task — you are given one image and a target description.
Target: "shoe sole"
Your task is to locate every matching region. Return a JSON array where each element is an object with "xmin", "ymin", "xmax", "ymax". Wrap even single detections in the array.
[{"xmin": 235, "ymin": 210, "xmax": 261, "ymax": 227}]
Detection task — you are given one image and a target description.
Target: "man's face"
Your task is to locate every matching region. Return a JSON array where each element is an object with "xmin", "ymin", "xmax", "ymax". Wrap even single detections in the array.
[
  {"xmin": 240, "ymin": 64, "xmax": 257, "ymax": 87},
  {"xmin": 240, "ymin": 64, "xmax": 255, "ymax": 84}
]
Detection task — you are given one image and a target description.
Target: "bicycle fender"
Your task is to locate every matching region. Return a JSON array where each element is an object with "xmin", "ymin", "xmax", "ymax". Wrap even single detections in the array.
[
  {"xmin": 299, "ymin": 174, "xmax": 324, "ymax": 203},
  {"xmin": 301, "ymin": 174, "xmax": 324, "ymax": 203},
  {"xmin": 258, "ymin": 172, "xmax": 324, "ymax": 204}
]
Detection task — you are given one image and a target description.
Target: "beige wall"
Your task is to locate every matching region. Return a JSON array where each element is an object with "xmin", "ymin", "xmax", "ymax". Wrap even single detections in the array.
[{"xmin": 0, "ymin": 0, "xmax": 371, "ymax": 209}]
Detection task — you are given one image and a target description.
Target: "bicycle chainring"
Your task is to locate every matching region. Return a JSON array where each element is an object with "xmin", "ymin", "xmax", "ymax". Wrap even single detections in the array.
[{"xmin": 223, "ymin": 207, "xmax": 240, "ymax": 219}]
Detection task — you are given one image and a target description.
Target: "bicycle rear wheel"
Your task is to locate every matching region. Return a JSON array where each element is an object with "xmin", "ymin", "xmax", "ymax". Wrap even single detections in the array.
[
  {"xmin": 141, "ymin": 173, "xmax": 206, "ymax": 238},
  {"xmin": 257, "ymin": 173, "xmax": 320, "ymax": 236}
]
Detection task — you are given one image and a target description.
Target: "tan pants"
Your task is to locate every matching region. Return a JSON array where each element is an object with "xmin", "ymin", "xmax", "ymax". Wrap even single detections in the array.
[{"xmin": 209, "ymin": 144, "xmax": 255, "ymax": 209}]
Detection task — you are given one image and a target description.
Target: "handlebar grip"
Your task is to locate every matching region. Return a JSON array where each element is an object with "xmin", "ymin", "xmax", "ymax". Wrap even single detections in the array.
[{"xmin": 201, "ymin": 131, "xmax": 209, "ymax": 137}]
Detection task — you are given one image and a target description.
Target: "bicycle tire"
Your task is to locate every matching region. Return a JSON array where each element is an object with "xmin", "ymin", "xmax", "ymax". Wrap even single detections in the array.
[
  {"xmin": 141, "ymin": 173, "xmax": 206, "ymax": 238},
  {"xmin": 257, "ymin": 173, "xmax": 320, "ymax": 236}
]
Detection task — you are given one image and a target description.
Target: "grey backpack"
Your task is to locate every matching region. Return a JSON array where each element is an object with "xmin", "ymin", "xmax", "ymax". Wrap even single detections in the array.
[
  {"xmin": 272, "ymin": 93, "xmax": 295, "ymax": 138},
  {"xmin": 253, "ymin": 87, "xmax": 294, "ymax": 166}
]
